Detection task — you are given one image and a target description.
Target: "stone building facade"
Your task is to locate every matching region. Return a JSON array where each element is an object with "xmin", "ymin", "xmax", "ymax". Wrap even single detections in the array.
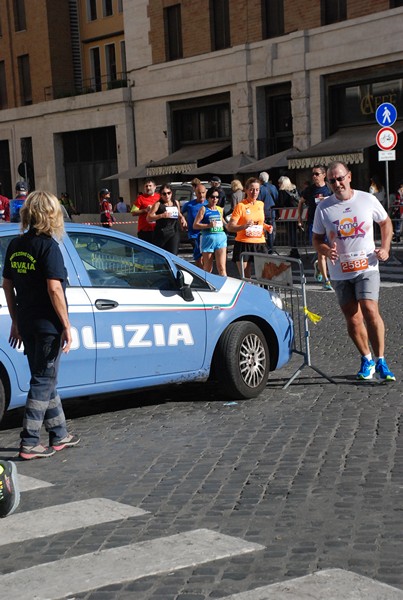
[{"xmin": 0, "ymin": 1, "xmax": 402, "ymax": 209}]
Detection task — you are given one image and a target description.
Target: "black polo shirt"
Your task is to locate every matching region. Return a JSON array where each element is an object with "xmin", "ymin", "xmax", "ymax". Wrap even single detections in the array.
[{"xmin": 3, "ymin": 229, "xmax": 68, "ymax": 335}]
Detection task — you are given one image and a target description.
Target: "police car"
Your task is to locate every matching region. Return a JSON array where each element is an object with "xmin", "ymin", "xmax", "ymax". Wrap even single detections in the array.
[{"xmin": 0, "ymin": 223, "xmax": 293, "ymax": 424}]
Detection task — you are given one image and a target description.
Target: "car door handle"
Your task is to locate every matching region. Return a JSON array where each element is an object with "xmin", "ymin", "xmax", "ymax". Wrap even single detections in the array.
[{"xmin": 95, "ymin": 299, "xmax": 119, "ymax": 310}]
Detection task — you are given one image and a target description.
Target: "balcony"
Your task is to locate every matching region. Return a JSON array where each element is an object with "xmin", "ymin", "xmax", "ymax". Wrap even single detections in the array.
[{"xmin": 44, "ymin": 72, "xmax": 128, "ymax": 101}]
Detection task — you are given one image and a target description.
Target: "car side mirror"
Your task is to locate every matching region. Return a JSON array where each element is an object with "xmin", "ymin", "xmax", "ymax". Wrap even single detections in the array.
[{"xmin": 176, "ymin": 270, "xmax": 194, "ymax": 302}]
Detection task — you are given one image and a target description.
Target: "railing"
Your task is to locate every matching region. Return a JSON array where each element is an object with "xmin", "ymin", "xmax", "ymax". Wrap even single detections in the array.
[
  {"xmin": 264, "ymin": 208, "xmax": 403, "ymax": 256},
  {"xmin": 44, "ymin": 72, "xmax": 128, "ymax": 101}
]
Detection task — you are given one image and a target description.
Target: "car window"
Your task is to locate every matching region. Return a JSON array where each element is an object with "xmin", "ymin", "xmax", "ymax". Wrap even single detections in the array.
[
  {"xmin": 173, "ymin": 262, "xmax": 214, "ymax": 290},
  {"xmin": 68, "ymin": 232, "xmax": 177, "ymax": 290}
]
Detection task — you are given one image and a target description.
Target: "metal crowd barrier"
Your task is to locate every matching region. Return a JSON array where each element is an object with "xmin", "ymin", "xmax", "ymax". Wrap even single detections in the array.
[
  {"xmin": 267, "ymin": 209, "xmax": 403, "ymax": 257},
  {"xmin": 240, "ymin": 251, "xmax": 336, "ymax": 389},
  {"xmin": 269, "ymin": 207, "xmax": 309, "ymax": 256}
]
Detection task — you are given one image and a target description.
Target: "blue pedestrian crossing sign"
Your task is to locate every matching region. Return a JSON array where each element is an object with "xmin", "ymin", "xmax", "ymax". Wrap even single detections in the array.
[{"xmin": 375, "ymin": 103, "xmax": 397, "ymax": 127}]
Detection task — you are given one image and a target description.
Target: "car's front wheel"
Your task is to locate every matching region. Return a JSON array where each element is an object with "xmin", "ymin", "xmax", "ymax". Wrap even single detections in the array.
[{"xmin": 215, "ymin": 321, "xmax": 270, "ymax": 399}]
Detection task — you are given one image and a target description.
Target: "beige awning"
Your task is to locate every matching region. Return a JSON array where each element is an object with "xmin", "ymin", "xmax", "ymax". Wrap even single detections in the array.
[
  {"xmin": 238, "ymin": 147, "xmax": 298, "ymax": 173},
  {"xmin": 103, "ymin": 142, "xmax": 231, "ymax": 180},
  {"xmin": 288, "ymin": 124, "xmax": 403, "ymax": 169},
  {"xmin": 102, "ymin": 164, "xmax": 148, "ymax": 180},
  {"xmin": 146, "ymin": 142, "xmax": 231, "ymax": 177}
]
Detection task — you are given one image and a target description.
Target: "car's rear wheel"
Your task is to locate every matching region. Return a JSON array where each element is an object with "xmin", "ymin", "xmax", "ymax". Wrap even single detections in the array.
[{"xmin": 215, "ymin": 321, "xmax": 270, "ymax": 399}]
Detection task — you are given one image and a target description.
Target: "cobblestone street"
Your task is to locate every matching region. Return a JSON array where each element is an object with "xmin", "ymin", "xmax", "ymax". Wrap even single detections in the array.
[{"xmin": 0, "ymin": 279, "xmax": 402, "ymax": 599}]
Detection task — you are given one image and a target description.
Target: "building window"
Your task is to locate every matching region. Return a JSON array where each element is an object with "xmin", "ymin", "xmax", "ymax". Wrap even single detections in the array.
[
  {"xmin": 257, "ymin": 85, "xmax": 292, "ymax": 157},
  {"xmin": 0, "ymin": 61, "xmax": 8, "ymax": 108},
  {"xmin": 87, "ymin": 0, "xmax": 97, "ymax": 21},
  {"xmin": 173, "ymin": 100, "xmax": 231, "ymax": 147},
  {"xmin": 262, "ymin": 0, "xmax": 284, "ymax": 39},
  {"xmin": 164, "ymin": 5, "xmax": 183, "ymax": 61},
  {"xmin": 210, "ymin": 0, "xmax": 230, "ymax": 51},
  {"xmin": 90, "ymin": 47, "xmax": 102, "ymax": 91},
  {"xmin": 14, "ymin": 0, "xmax": 26, "ymax": 31},
  {"xmin": 105, "ymin": 44, "xmax": 117, "ymax": 84},
  {"xmin": 390, "ymin": 0, "xmax": 403, "ymax": 6},
  {"xmin": 103, "ymin": 0, "xmax": 113, "ymax": 17},
  {"xmin": 321, "ymin": 0, "xmax": 346, "ymax": 25},
  {"xmin": 17, "ymin": 54, "xmax": 32, "ymax": 105}
]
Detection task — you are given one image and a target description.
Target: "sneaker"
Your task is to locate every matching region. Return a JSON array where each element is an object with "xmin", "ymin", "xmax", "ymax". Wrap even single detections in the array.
[
  {"xmin": 323, "ymin": 280, "xmax": 333, "ymax": 291},
  {"xmin": 19, "ymin": 444, "xmax": 55, "ymax": 460},
  {"xmin": 314, "ymin": 260, "xmax": 323, "ymax": 282},
  {"xmin": 52, "ymin": 434, "xmax": 80, "ymax": 452},
  {"xmin": 357, "ymin": 357, "xmax": 376, "ymax": 380},
  {"xmin": 0, "ymin": 460, "xmax": 20, "ymax": 518},
  {"xmin": 375, "ymin": 358, "xmax": 396, "ymax": 381}
]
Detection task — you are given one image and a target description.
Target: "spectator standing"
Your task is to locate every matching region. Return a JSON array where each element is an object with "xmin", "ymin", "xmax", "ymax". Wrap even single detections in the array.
[
  {"xmin": 313, "ymin": 161, "xmax": 395, "ymax": 382},
  {"xmin": 258, "ymin": 172, "xmax": 278, "ymax": 253},
  {"xmin": 227, "ymin": 177, "xmax": 273, "ymax": 278},
  {"xmin": 193, "ymin": 188, "xmax": 227, "ymax": 276},
  {"xmin": 207, "ymin": 176, "xmax": 226, "ymax": 208},
  {"xmin": 182, "ymin": 184, "xmax": 208, "ymax": 268},
  {"xmin": 190, "ymin": 178, "xmax": 201, "ymax": 200},
  {"xmin": 147, "ymin": 183, "xmax": 186, "ymax": 255},
  {"xmin": 114, "ymin": 197, "xmax": 129, "ymax": 213},
  {"xmin": 10, "ymin": 181, "xmax": 29, "ymax": 223},
  {"xmin": 59, "ymin": 192, "xmax": 77, "ymax": 217},
  {"xmin": 369, "ymin": 175, "xmax": 386, "ymax": 208},
  {"xmin": 99, "ymin": 188, "xmax": 114, "ymax": 228},
  {"xmin": 391, "ymin": 181, "xmax": 403, "ymax": 242},
  {"xmin": 277, "ymin": 175, "xmax": 300, "ymax": 258},
  {"xmin": 230, "ymin": 179, "xmax": 244, "ymax": 210},
  {"xmin": 131, "ymin": 179, "xmax": 159, "ymax": 243},
  {"xmin": 2, "ymin": 191, "xmax": 80, "ymax": 459},
  {"xmin": 0, "ymin": 182, "xmax": 10, "ymax": 222},
  {"xmin": 297, "ymin": 165, "xmax": 331, "ymax": 245}
]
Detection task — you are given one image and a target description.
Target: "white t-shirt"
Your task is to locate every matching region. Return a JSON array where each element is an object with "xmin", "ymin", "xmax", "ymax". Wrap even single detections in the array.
[{"xmin": 312, "ymin": 190, "xmax": 388, "ymax": 280}]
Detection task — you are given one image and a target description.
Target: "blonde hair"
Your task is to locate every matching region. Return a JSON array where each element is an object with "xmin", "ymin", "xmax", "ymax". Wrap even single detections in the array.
[
  {"xmin": 278, "ymin": 176, "xmax": 296, "ymax": 191},
  {"xmin": 20, "ymin": 190, "xmax": 65, "ymax": 240},
  {"xmin": 231, "ymin": 179, "xmax": 243, "ymax": 192}
]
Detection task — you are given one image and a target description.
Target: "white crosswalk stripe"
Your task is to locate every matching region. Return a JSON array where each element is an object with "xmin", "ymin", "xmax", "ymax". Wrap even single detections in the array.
[
  {"xmin": 1, "ymin": 528, "xmax": 264, "ymax": 600},
  {"xmin": 220, "ymin": 569, "xmax": 403, "ymax": 599},
  {"xmin": 0, "ymin": 498, "xmax": 147, "ymax": 546},
  {"xmin": 18, "ymin": 474, "xmax": 53, "ymax": 492},
  {"xmin": 6, "ymin": 473, "xmax": 402, "ymax": 599}
]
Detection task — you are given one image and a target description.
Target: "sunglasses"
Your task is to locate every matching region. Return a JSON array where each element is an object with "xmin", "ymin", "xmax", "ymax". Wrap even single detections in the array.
[
  {"xmin": 211, "ymin": 195, "xmax": 219, "ymax": 198},
  {"xmin": 161, "ymin": 191, "xmax": 172, "ymax": 195},
  {"xmin": 328, "ymin": 173, "xmax": 349, "ymax": 185},
  {"xmin": 312, "ymin": 172, "xmax": 323, "ymax": 177}
]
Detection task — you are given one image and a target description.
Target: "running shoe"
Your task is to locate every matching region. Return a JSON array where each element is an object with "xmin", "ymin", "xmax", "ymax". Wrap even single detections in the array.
[
  {"xmin": 52, "ymin": 434, "xmax": 81, "ymax": 452},
  {"xmin": 314, "ymin": 260, "xmax": 323, "ymax": 283},
  {"xmin": 375, "ymin": 358, "xmax": 396, "ymax": 381},
  {"xmin": 19, "ymin": 444, "xmax": 55, "ymax": 460},
  {"xmin": 357, "ymin": 357, "xmax": 376, "ymax": 380},
  {"xmin": 0, "ymin": 460, "xmax": 20, "ymax": 518},
  {"xmin": 323, "ymin": 280, "xmax": 333, "ymax": 291}
]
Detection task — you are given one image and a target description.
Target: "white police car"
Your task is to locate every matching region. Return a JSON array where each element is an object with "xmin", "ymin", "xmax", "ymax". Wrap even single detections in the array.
[{"xmin": 0, "ymin": 223, "xmax": 293, "ymax": 424}]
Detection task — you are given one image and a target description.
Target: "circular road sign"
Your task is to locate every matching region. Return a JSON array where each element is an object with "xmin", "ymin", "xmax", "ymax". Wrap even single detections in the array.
[
  {"xmin": 375, "ymin": 102, "xmax": 397, "ymax": 127},
  {"xmin": 376, "ymin": 127, "xmax": 398, "ymax": 151}
]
